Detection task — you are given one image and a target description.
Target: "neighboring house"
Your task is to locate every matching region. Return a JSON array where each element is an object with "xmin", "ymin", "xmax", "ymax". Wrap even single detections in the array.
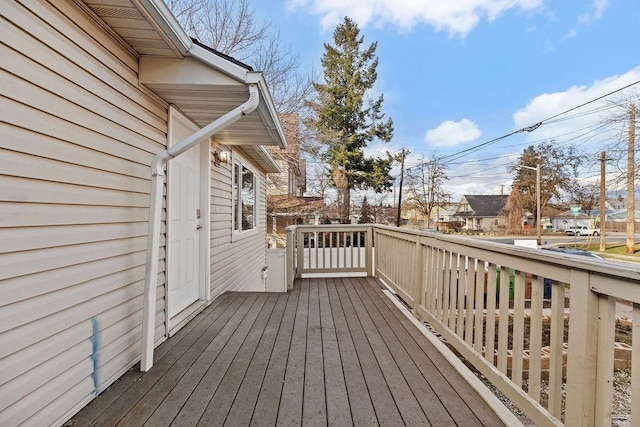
[
  {"xmin": 429, "ymin": 202, "xmax": 460, "ymax": 230},
  {"xmin": 266, "ymin": 195, "xmax": 325, "ymax": 247},
  {"xmin": 549, "ymin": 211, "xmax": 596, "ymax": 230},
  {"xmin": 454, "ymin": 195, "xmax": 508, "ymax": 231},
  {"xmin": 0, "ymin": 1, "xmax": 286, "ymax": 426},
  {"xmin": 266, "ymin": 113, "xmax": 306, "ymax": 197},
  {"xmin": 401, "ymin": 202, "xmax": 458, "ymax": 229},
  {"xmin": 266, "ymin": 113, "xmax": 324, "ymax": 246}
]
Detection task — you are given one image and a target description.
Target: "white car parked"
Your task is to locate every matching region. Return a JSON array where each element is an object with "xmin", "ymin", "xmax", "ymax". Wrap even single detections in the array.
[{"xmin": 565, "ymin": 225, "xmax": 600, "ymax": 236}]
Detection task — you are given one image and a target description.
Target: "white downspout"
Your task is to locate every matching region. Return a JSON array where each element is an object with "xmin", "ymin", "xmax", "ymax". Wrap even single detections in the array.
[{"xmin": 140, "ymin": 84, "xmax": 259, "ymax": 371}]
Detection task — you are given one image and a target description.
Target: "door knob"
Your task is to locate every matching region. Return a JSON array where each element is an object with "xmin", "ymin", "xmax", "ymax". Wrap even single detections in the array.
[{"xmin": 196, "ymin": 224, "xmax": 202, "ymax": 230}]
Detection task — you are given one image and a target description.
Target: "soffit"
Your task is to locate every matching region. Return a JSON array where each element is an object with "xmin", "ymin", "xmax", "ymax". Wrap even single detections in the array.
[
  {"xmin": 84, "ymin": 0, "xmax": 183, "ymax": 57},
  {"xmin": 83, "ymin": 0, "xmax": 286, "ymax": 154}
]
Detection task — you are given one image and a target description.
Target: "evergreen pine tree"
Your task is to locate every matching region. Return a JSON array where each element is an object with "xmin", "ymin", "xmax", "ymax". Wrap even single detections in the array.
[
  {"xmin": 306, "ymin": 17, "xmax": 394, "ymax": 223},
  {"xmin": 359, "ymin": 196, "xmax": 373, "ymax": 224}
]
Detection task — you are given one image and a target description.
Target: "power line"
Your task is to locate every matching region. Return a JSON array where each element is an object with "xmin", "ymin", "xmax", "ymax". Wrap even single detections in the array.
[{"xmin": 438, "ymin": 79, "xmax": 640, "ymax": 164}]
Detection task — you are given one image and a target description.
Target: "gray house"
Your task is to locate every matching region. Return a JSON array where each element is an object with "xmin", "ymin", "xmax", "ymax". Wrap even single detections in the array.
[
  {"xmin": 453, "ymin": 195, "xmax": 508, "ymax": 231},
  {"xmin": 0, "ymin": 1, "xmax": 286, "ymax": 425}
]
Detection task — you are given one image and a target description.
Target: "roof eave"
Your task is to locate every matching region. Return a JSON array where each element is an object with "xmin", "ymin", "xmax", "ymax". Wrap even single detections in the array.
[{"xmin": 134, "ymin": 0, "xmax": 287, "ymax": 152}]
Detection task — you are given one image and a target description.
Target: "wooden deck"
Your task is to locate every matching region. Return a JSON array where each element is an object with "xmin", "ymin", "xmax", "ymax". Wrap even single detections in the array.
[{"xmin": 70, "ymin": 277, "xmax": 505, "ymax": 426}]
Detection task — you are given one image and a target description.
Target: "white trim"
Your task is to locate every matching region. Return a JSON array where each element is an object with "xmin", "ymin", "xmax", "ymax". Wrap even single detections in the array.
[
  {"xmin": 135, "ymin": 0, "xmax": 192, "ymax": 56},
  {"xmin": 165, "ymin": 107, "xmax": 210, "ymax": 333},
  {"xmin": 231, "ymin": 151, "xmax": 260, "ymax": 241},
  {"xmin": 132, "ymin": 1, "xmax": 286, "ymax": 150}
]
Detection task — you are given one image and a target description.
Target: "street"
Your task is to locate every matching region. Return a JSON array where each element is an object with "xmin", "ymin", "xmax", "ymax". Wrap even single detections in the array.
[{"xmin": 479, "ymin": 231, "xmax": 636, "ymax": 247}]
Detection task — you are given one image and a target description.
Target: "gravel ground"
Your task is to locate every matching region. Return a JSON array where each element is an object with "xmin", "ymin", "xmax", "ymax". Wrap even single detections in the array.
[{"xmin": 475, "ymin": 369, "xmax": 632, "ymax": 426}]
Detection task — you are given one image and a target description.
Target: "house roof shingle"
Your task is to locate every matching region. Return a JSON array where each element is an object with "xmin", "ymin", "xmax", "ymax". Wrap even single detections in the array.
[{"xmin": 457, "ymin": 195, "xmax": 508, "ymax": 217}]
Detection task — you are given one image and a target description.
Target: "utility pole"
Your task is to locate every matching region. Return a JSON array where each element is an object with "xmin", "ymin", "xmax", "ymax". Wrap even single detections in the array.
[
  {"xmin": 600, "ymin": 151, "xmax": 607, "ymax": 252},
  {"xmin": 396, "ymin": 148, "xmax": 406, "ymax": 227},
  {"xmin": 626, "ymin": 104, "xmax": 636, "ymax": 254}
]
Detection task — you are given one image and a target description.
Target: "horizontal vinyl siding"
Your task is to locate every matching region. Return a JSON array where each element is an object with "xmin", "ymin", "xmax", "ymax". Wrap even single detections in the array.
[
  {"xmin": 210, "ymin": 147, "xmax": 267, "ymax": 295},
  {"xmin": 0, "ymin": 1, "xmax": 167, "ymax": 426}
]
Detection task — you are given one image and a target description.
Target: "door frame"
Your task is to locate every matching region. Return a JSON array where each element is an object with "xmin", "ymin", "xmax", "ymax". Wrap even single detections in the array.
[{"xmin": 165, "ymin": 105, "xmax": 211, "ymax": 335}]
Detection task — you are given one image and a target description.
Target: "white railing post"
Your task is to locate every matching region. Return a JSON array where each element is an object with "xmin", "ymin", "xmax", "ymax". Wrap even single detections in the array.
[
  {"xmin": 565, "ymin": 269, "xmax": 599, "ymax": 427},
  {"xmin": 366, "ymin": 225, "xmax": 374, "ymax": 277},
  {"xmin": 285, "ymin": 226, "xmax": 296, "ymax": 290},
  {"xmin": 296, "ymin": 226, "xmax": 304, "ymax": 278}
]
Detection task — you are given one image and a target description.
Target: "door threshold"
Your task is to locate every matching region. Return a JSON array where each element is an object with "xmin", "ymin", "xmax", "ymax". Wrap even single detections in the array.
[{"xmin": 168, "ymin": 300, "xmax": 207, "ymax": 337}]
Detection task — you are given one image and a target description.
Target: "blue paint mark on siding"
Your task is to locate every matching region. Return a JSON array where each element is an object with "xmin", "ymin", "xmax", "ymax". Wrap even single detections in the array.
[{"xmin": 90, "ymin": 317, "xmax": 99, "ymax": 395}]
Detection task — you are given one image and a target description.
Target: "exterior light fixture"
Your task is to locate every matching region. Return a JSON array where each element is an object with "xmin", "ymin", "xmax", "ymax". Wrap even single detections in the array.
[{"xmin": 213, "ymin": 150, "xmax": 230, "ymax": 166}]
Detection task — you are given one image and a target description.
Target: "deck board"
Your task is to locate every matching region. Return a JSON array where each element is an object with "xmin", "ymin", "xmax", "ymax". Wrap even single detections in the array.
[
  {"xmin": 219, "ymin": 294, "xmax": 288, "ymax": 426},
  {"xmin": 71, "ymin": 277, "xmax": 505, "ymax": 426},
  {"xmin": 318, "ymin": 278, "xmax": 352, "ymax": 426},
  {"xmin": 248, "ymin": 289, "xmax": 300, "ymax": 426}
]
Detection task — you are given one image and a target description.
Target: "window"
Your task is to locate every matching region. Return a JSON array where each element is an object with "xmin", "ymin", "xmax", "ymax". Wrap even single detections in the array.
[{"xmin": 233, "ymin": 162, "xmax": 256, "ymax": 232}]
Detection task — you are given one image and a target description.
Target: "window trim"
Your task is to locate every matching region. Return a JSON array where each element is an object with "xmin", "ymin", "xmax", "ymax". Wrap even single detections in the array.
[{"xmin": 232, "ymin": 156, "xmax": 258, "ymax": 237}]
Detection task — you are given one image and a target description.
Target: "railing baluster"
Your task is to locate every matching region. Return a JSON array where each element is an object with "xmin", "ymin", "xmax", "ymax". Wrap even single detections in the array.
[
  {"xmin": 512, "ymin": 271, "xmax": 526, "ymax": 387},
  {"xmin": 548, "ymin": 280, "xmax": 565, "ymax": 418},
  {"xmin": 350, "ymin": 231, "xmax": 354, "ymax": 269},
  {"xmin": 342, "ymin": 231, "xmax": 346, "ymax": 269},
  {"xmin": 357, "ymin": 231, "xmax": 361, "ymax": 268},
  {"xmin": 426, "ymin": 246, "xmax": 436, "ymax": 313},
  {"xmin": 497, "ymin": 267, "xmax": 510, "ymax": 374},
  {"xmin": 456, "ymin": 255, "xmax": 466, "ymax": 336},
  {"xmin": 528, "ymin": 275, "xmax": 544, "ymax": 402},
  {"xmin": 321, "ymin": 232, "xmax": 326, "ymax": 269},
  {"xmin": 433, "ymin": 249, "xmax": 446, "ymax": 318},
  {"xmin": 330, "ymin": 232, "xmax": 334, "ymax": 269},
  {"xmin": 448, "ymin": 254, "xmax": 459, "ymax": 329},
  {"xmin": 474, "ymin": 260, "xmax": 485, "ymax": 354},
  {"xmin": 465, "ymin": 257, "xmax": 476, "ymax": 345},
  {"xmin": 442, "ymin": 251, "xmax": 451, "ymax": 324},
  {"xmin": 485, "ymin": 264, "xmax": 497, "ymax": 363}
]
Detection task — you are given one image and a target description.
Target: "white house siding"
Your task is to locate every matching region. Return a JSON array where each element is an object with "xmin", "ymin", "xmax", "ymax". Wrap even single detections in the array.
[
  {"xmin": 0, "ymin": 1, "xmax": 168, "ymax": 426},
  {"xmin": 210, "ymin": 145, "xmax": 268, "ymax": 296}
]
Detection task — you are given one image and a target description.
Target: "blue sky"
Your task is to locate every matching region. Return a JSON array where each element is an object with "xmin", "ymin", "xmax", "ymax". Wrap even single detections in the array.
[{"xmin": 252, "ymin": 0, "xmax": 640, "ymax": 202}]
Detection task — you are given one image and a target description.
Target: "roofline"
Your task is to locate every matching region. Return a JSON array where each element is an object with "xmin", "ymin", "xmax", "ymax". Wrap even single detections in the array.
[
  {"xmin": 254, "ymin": 145, "xmax": 281, "ymax": 174},
  {"xmin": 134, "ymin": 0, "xmax": 192, "ymax": 56},
  {"xmin": 135, "ymin": 0, "xmax": 287, "ymax": 151}
]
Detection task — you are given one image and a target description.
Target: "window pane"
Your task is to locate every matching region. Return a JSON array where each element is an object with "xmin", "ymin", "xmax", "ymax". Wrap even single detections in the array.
[{"xmin": 241, "ymin": 166, "xmax": 255, "ymax": 231}]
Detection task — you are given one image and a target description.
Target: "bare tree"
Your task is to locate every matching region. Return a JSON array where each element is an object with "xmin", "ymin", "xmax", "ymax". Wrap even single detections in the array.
[
  {"xmin": 570, "ymin": 180, "xmax": 600, "ymax": 213},
  {"xmin": 306, "ymin": 162, "xmax": 330, "ymax": 200},
  {"xmin": 404, "ymin": 155, "xmax": 450, "ymax": 227},
  {"xmin": 167, "ymin": 0, "xmax": 313, "ymax": 114},
  {"xmin": 509, "ymin": 141, "xmax": 582, "ymax": 220},
  {"xmin": 502, "ymin": 188, "xmax": 525, "ymax": 232}
]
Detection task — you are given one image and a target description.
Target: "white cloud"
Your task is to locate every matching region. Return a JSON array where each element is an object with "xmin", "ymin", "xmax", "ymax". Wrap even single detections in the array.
[
  {"xmin": 424, "ymin": 119, "xmax": 482, "ymax": 147},
  {"xmin": 578, "ymin": 0, "xmax": 609, "ymax": 24},
  {"xmin": 286, "ymin": 0, "xmax": 542, "ymax": 37},
  {"xmin": 564, "ymin": 28, "xmax": 578, "ymax": 39},
  {"xmin": 512, "ymin": 66, "xmax": 640, "ymax": 143}
]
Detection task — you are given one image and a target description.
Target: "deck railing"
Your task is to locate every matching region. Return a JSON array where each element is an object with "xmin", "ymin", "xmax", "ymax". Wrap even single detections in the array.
[{"xmin": 287, "ymin": 224, "xmax": 639, "ymax": 427}]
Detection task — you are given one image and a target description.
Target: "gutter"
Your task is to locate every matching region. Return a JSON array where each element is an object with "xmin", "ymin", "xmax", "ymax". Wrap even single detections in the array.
[{"xmin": 140, "ymin": 84, "xmax": 259, "ymax": 371}]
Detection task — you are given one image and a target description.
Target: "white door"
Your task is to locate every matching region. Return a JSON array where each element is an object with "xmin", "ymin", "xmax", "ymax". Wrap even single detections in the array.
[{"xmin": 168, "ymin": 113, "xmax": 202, "ymax": 318}]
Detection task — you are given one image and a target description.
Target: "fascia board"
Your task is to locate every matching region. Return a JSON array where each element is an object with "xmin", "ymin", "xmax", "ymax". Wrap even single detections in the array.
[
  {"xmin": 134, "ymin": 0, "xmax": 288, "ymax": 150},
  {"xmin": 254, "ymin": 145, "xmax": 282, "ymax": 174}
]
